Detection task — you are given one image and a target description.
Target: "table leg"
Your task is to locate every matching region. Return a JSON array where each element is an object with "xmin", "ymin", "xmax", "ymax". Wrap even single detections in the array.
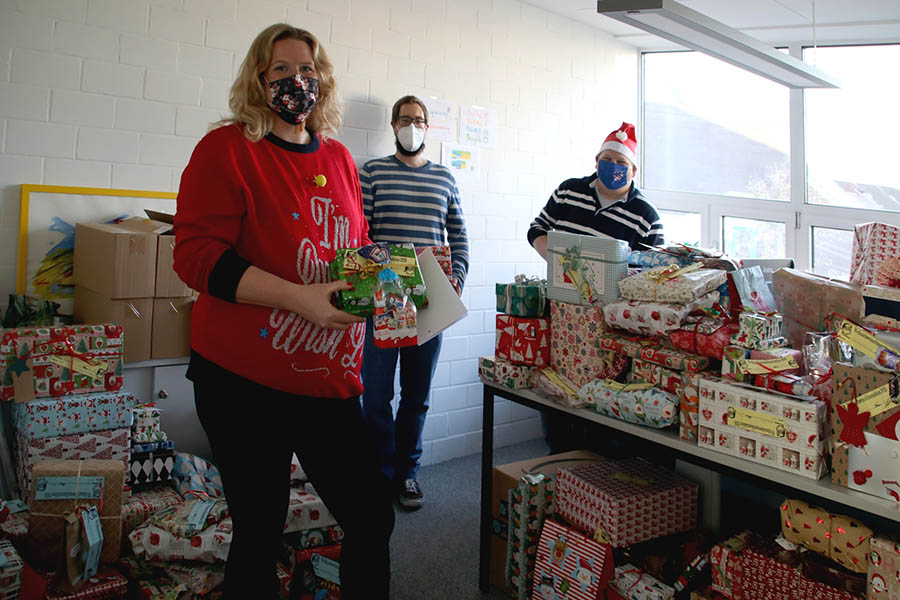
[{"xmin": 479, "ymin": 385, "xmax": 495, "ymax": 592}]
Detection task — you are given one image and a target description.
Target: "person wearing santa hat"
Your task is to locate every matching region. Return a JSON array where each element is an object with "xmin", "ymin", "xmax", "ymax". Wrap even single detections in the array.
[
  {"xmin": 528, "ymin": 121, "xmax": 663, "ymax": 259},
  {"xmin": 528, "ymin": 122, "xmax": 664, "ymax": 455}
]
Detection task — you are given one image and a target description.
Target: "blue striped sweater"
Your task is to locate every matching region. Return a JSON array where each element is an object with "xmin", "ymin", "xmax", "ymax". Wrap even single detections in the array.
[{"xmin": 359, "ymin": 156, "xmax": 469, "ymax": 286}]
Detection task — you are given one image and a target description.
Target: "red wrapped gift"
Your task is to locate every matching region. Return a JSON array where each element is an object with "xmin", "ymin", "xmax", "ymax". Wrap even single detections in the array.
[
  {"xmin": 43, "ymin": 566, "xmax": 128, "ymax": 600},
  {"xmin": 598, "ymin": 334, "xmax": 710, "ymax": 372},
  {"xmin": 415, "ymin": 245, "xmax": 452, "ymax": 278},
  {"xmin": 532, "ymin": 518, "xmax": 613, "ymax": 600},
  {"xmin": 1, "ymin": 324, "xmax": 125, "ymax": 403},
  {"xmin": 668, "ymin": 316, "xmax": 740, "ymax": 361},
  {"xmin": 710, "ymin": 531, "xmax": 757, "ymax": 599},
  {"xmin": 556, "ymin": 458, "xmax": 698, "ymax": 547},
  {"xmin": 496, "ymin": 315, "xmax": 550, "ymax": 367},
  {"xmin": 740, "ymin": 537, "xmax": 801, "ymax": 600},
  {"xmin": 850, "ymin": 222, "xmax": 900, "ymax": 286}
]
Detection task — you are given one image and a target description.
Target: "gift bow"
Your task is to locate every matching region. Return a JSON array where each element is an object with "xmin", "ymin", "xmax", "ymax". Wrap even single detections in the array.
[{"xmin": 501, "ymin": 275, "xmax": 546, "ymax": 314}]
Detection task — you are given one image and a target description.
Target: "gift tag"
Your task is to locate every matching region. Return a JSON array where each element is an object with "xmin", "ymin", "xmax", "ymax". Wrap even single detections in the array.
[
  {"xmin": 185, "ymin": 498, "xmax": 217, "ymax": 535},
  {"xmin": 848, "ymin": 383, "xmax": 899, "ymax": 418},
  {"xmin": 2, "ymin": 499, "xmax": 27, "ymax": 513},
  {"xmin": 603, "ymin": 379, "xmax": 654, "ymax": 392},
  {"xmin": 48, "ymin": 354, "xmax": 109, "ymax": 380},
  {"xmin": 736, "ymin": 355, "xmax": 798, "ymax": 375},
  {"xmin": 35, "ymin": 476, "xmax": 105, "ymax": 500},
  {"xmin": 837, "ymin": 319, "xmax": 900, "ymax": 359},
  {"xmin": 81, "ymin": 506, "xmax": 103, "ymax": 580},
  {"xmin": 311, "ymin": 552, "xmax": 342, "ymax": 585}
]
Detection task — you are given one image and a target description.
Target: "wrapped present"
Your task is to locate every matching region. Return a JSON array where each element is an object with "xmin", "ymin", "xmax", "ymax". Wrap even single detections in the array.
[
  {"xmin": 495, "ymin": 315, "xmax": 550, "ymax": 367},
  {"xmin": 747, "ymin": 347, "xmax": 803, "ymax": 375},
  {"xmin": 329, "ymin": 243, "xmax": 425, "ymax": 316},
  {"xmin": 797, "ymin": 572, "xmax": 861, "ymax": 600},
  {"xmin": 556, "ymin": 458, "xmax": 698, "ymax": 547},
  {"xmin": 698, "ymin": 377, "xmax": 826, "ymax": 480},
  {"xmin": 415, "ymin": 245, "xmax": 452, "ymax": 278},
  {"xmin": 148, "ymin": 498, "xmax": 229, "ymax": 539},
  {"xmin": 129, "ymin": 515, "xmax": 232, "ymax": 563},
  {"xmin": 612, "ymin": 564, "xmax": 675, "ymax": 600},
  {"xmin": 294, "ymin": 544, "xmax": 342, "ymax": 600},
  {"xmin": 750, "ymin": 373, "xmax": 813, "ymax": 397},
  {"xmin": 868, "ymin": 534, "xmax": 900, "ymax": 599},
  {"xmin": 630, "ymin": 360, "xmax": 702, "ymax": 443},
  {"xmin": 729, "ymin": 333, "xmax": 787, "ymax": 351},
  {"xmin": 710, "ymin": 531, "xmax": 756, "ymax": 599},
  {"xmin": 546, "ymin": 230, "xmax": 629, "ymax": 307},
  {"xmin": 551, "ymin": 300, "xmax": 628, "ymax": 389},
  {"xmin": 16, "ymin": 427, "xmax": 131, "ymax": 502},
  {"xmin": 0, "ymin": 324, "xmax": 125, "ymax": 403},
  {"xmin": 721, "ymin": 345, "xmax": 751, "ymax": 383},
  {"xmin": 131, "ymin": 406, "xmax": 166, "ymax": 444},
  {"xmin": 0, "ymin": 539, "xmax": 23, "ymax": 599},
  {"xmin": 534, "ymin": 368, "xmax": 584, "ymax": 408},
  {"xmin": 12, "ymin": 391, "xmax": 135, "ymax": 440},
  {"xmin": 800, "ymin": 550, "xmax": 866, "ymax": 599},
  {"xmin": 668, "ymin": 315, "xmax": 740, "ymax": 360},
  {"xmin": 128, "ymin": 450, "xmax": 174, "ymax": 490},
  {"xmin": 162, "ymin": 562, "xmax": 224, "ymax": 596},
  {"xmin": 496, "ymin": 276, "xmax": 549, "ymax": 317},
  {"xmin": 494, "ymin": 358, "xmax": 538, "ymax": 390},
  {"xmin": 730, "ymin": 267, "xmax": 777, "ymax": 313},
  {"xmin": 580, "ymin": 379, "xmax": 678, "ymax": 429},
  {"xmin": 628, "ymin": 250, "xmax": 694, "ymax": 269},
  {"xmin": 372, "ymin": 269, "xmax": 418, "ymax": 348},
  {"xmin": 43, "ymin": 565, "xmax": 128, "ymax": 600},
  {"xmin": 850, "ymin": 222, "xmax": 900, "ymax": 286},
  {"xmin": 479, "ymin": 355, "xmax": 498, "ymax": 382},
  {"xmin": 740, "ymin": 537, "xmax": 802, "ymax": 600},
  {"xmin": 27, "ymin": 459, "xmax": 125, "ymax": 566},
  {"xmin": 738, "ymin": 312, "xmax": 783, "ymax": 343},
  {"xmin": 284, "ymin": 525, "xmax": 344, "ymax": 551},
  {"xmin": 130, "ymin": 440, "xmax": 174, "ymax": 454},
  {"xmin": 604, "ymin": 292, "xmax": 721, "ymax": 337},
  {"xmin": 619, "ymin": 265, "xmax": 726, "ymax": 305},
  {"xmin": 171, "ymin": 453, "xmax": 224, "ymax": 499},
  {"xmin": 848, "ymin": 324, "xmax": 900, "ymax": 372},
  {"xmin": 120, "ymin": 486, "xmax": 184, "ymax": 551},
  {"xmin": 772, "ymin": 269, "xmax": 864, "ymax": 349},
  {"xmin": 532, "ymin": 518, "xmax": 613, "ymax": 600},
  {"xmin": 284, "ymin": 486, "xmax": 337, "ymax": 534},
  {"xmin": 779, "ymin": 498, "xmax": 870, "ymax": 574},
  {"xmin": 506, "ymin": 474, "xmax": 554, "ymax": 600},
  {"xmin": 597, "ymin": 334, "xmax": 710, "ymax": 372},
  {"xmin": 828, "ymin": 363, "xmax": 900, "ymax": 495},
  {"xmin": 0, "ymin": 507, "xmax": 28, "ymax": 541}
]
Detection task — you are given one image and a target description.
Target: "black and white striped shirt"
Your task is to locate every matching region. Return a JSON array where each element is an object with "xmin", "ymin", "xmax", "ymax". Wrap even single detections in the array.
[
  {"xmin": 527, "ymin": 175, "xmax": 664, "ymax": 251},
  {"xmin": 360, "ymin": 156, "xmax": 469, "ymax": 286}
]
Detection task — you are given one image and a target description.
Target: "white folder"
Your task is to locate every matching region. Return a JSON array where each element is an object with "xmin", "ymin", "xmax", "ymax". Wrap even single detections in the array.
[{"xmin": 416, "ymin": 248, "xmax": 468, "ymax": 345}]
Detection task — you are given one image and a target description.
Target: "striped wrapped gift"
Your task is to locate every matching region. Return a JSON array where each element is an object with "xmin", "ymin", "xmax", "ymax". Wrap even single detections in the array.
[{"xmin": 532, "ymin": 518, "xmax": 612, "ymax": 600}]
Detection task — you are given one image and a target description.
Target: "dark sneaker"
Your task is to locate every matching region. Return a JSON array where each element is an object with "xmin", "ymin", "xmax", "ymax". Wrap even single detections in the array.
[{"xmin": 398, "ymin": 477, "xmax": 424, "ymax": 509}]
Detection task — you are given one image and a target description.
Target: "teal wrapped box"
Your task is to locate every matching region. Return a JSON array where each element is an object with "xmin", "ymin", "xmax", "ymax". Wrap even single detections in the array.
[
  {"xmin": 495, "ymin": 276, "xmax": 548, "ymax": 317},
  {"xmin": 12, "ymin": 390, "xmax": 135, "ymax": 440},
  {"xmin": 546, "ymin": 231, "xmax": 629, "ymax": 307},
  {"xmin": 328, "ymin": 243, "xmax": 426, "ymax": 316}
]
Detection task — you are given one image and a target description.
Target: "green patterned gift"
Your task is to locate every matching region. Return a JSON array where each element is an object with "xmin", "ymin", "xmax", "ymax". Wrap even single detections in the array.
[
  {"xmin": 329, "ymin": 243, "xmax": 426, "ymax": 316},
  {"xmin": 495, "ymin": 275, "xmax": 549, "ymax": 317}
]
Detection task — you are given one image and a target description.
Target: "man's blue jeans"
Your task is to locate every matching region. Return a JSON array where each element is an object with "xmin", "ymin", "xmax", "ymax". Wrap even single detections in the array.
[{"xmin": 361, "ymin": 317, "xmax": 442, "ymax": 482}]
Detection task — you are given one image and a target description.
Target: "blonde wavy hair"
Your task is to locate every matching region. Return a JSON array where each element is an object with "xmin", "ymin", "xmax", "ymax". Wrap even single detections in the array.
[{"xmin": 215, "ymin": 24, "xmax": 342, "ymax": 142}]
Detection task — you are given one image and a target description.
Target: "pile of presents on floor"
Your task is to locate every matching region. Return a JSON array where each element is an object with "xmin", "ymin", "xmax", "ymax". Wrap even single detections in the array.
[
  {"xmin": 481, "ymin": 222, "xmax": 900, "ymax": 599},
  {"xmin": 493, "ymin": 448, "xmax": 884, "ymax": 600},
  {"xmin": 0, "ymin": 320, "xmax": 343, "ymax": 599}
]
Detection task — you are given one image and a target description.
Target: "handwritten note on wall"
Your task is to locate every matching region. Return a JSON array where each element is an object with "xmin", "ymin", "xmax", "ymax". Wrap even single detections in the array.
[
  {"xmin": 459, "ymin": 104, "xmax": 497, "ymax": 148},
  {"xmin": 423, "ymin": 97, "xmax": 457, "ymax": 142}
]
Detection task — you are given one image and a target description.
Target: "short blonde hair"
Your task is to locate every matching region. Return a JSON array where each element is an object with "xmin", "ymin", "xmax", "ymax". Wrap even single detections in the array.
[{"xmin": 215, "ymin": 24, "xmax": 342, "ymax": 142}]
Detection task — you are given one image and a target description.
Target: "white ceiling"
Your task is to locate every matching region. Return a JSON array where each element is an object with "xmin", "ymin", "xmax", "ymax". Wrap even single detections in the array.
[{"xmin": 521, "ymin": 0, "xmax": 900, "ymax": 49}]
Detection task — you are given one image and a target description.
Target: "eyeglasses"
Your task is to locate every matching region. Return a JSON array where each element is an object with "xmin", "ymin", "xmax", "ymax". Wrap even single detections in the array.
[{"xmin": 396, "ymin": 116, "xmax": 427, "ymax": 128}]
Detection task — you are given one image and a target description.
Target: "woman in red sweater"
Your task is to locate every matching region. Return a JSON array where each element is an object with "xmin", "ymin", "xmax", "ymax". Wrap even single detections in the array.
[{"xmin": 174, "ymin": 23, "xmax": 394, "ymax": 599}]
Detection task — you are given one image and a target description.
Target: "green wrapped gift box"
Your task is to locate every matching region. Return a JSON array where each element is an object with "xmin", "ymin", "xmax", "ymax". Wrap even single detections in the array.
[
  {"xmin": 495, "ymin": 276, "xmax": 549, "ymax": 317},
  {"xmin": 329, "ymin": 243, "xmax": 426, "ymax": 316}
]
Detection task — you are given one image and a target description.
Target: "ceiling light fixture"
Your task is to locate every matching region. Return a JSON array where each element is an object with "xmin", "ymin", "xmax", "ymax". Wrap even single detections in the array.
[{"xmin": 597, "ymin": 0, "xmax": 840, "ymax": 88}]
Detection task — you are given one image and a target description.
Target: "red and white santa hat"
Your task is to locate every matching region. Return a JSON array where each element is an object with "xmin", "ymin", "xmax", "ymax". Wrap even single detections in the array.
[{"xmin": 599, "ymin": 122, "xmax": 638, "ymax": 166}]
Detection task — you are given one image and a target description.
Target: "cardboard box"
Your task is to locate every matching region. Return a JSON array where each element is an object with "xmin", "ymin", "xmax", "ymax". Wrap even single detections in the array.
[
  {"xmin": 771, "ymin": 268, "xmax": 863, "ymax": 349},
  {"xmin": 151, "ymin": 296, "xmax": 193, "ymax": 359},
  {"xmin": 147, "ymin": 210, "xmax": 192, "ymax": 298},
  {"xmin": 74, "ymin": 287, "xmax": 152, "ymax": 363},
  {"xmin": 490, "ymin": 450, "xmax": 605, "ymax": 593},
  {"xmin": 74, "ymin": 217, "xmax": 171, "ymax": 299}
]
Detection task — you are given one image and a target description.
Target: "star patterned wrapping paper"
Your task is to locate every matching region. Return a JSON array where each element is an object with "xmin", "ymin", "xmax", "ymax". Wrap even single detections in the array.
[
  {"xmin": 556, "ymin": 458, "xmax": 698, "ymax": 548},
  {"xmin": 12, "ymin": 391, "xmax": 135, "ymax": 440},
  {"xmin": 697, "ymin": 377, "xmax": 826, "ymax": 480},
  {"xmin": 1, "ymin": 324, "xmax": 125, "ymax": 402},
  {"xmin": 495, "ymin": 315, "xmax": 550, "ymax": 367},
  {"xmin": 531, "ymin": 518, "xmax": 613, "ymax": 600}
]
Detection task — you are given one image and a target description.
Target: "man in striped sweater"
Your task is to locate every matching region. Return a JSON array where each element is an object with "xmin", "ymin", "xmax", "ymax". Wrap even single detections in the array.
[
  {"xmin": 359, "ymin": 95, "xmax": 469, "ymax": 508},
  {"xmin": 529, "ymin": 122, "xmax": 664, "ymax": 454}
]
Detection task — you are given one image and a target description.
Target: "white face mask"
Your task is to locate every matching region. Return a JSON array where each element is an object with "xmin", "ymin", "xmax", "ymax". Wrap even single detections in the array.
[{"xmin": 397, "ymin": 124, "xmax": 425, "ymax": 152}]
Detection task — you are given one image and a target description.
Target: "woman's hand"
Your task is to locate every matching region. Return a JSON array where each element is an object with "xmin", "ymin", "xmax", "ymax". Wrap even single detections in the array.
[{"xmin": 286, "ymin": 280, "xmax": 364, "ymax": 330}]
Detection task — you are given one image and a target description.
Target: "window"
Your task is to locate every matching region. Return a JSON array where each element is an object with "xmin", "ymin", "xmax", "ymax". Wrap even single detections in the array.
[
  {"xmin": 658, "ymin": 210, "xmax": 701, "ymax": 246},
  {"xmin": 805, "ymin": 45, "xmax": 900, "ymax": 212},
  {"xmin": 722, "ymin": 216, "xmax": 785, "ymax": 259},
  {"xmin": 642, "ymin": 51, "xmax": 790, "ymax": 201},
  {"xmin": 810, "ymin": 227, "xmax": 853, "ymax": 279}
]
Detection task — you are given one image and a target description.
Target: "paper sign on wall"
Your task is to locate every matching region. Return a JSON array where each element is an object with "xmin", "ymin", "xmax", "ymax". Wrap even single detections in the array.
[
  {"xmin": 441, "ymin": 143, "xmax": 479, "ymax": 183},
  {"xmin": 423, "ymin": 97, "xmax": 457, "ymax": 142},
  {"xmin": 459, "ymin": 104, "xmax": 497, "ymax": 147}
]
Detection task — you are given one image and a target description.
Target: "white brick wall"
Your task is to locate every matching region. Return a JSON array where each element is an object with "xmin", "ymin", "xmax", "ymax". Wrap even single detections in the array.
[{"xmin": 0, "ymin": 0, "xmax": 638, "ymax": 468}]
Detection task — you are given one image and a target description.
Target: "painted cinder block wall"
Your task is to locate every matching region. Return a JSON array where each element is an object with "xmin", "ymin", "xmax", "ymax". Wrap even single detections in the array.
[{"xmin": 0, "ymin": 0, "xmax": 638, "ymax": 466}]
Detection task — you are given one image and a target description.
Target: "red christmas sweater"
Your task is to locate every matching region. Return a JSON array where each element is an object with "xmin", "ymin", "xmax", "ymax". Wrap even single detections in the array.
[{"xmin": 174, "ymin": 124, "xmax": 370, "ymax": 398}]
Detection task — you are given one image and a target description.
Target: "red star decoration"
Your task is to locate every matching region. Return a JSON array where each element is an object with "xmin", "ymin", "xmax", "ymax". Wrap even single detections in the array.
[{"xmin": 837, "ymin": 402, "xmax": 870, "ymax": 447}]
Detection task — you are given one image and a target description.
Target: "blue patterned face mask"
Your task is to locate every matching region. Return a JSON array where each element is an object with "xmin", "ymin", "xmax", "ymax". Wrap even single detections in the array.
[{"xmin": 596, "ymin": 159, "xmax": 630, "ymax": 190}]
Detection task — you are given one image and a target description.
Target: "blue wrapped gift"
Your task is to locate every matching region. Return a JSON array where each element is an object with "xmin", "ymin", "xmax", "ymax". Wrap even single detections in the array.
[{"xmin": 12, "ymin": 390, "xmax": 135, "ymax": 440}]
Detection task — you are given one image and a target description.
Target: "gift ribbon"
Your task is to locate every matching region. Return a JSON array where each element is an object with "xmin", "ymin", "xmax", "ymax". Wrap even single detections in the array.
[
  {"xmin": 547, "ymin": 242, "xmax": 627, "ymax": 306},
  {"xmin": 340, "ymin": 248, "xmax": 416, "ymax": 279},
  {"xmin": 621, "ymin": 568, "xmax": 646, "ymax": 595},
  {"xmin": 30, "ymin": 460, "xmax": 111, "ymax": 527}
]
